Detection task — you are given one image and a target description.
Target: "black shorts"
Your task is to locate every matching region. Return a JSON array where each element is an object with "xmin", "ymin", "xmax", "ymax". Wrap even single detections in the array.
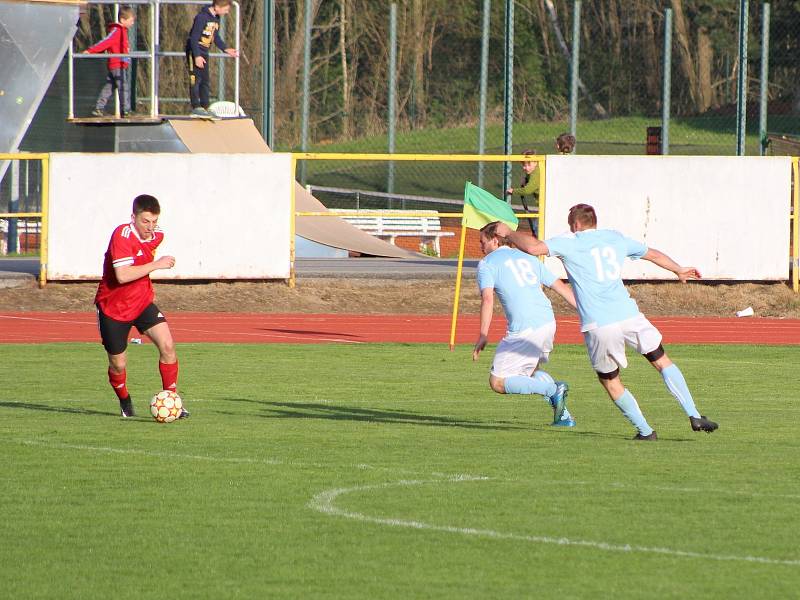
[{"xmin": 96, "ymin": 303, "xmax": 167, "ymax": 355}]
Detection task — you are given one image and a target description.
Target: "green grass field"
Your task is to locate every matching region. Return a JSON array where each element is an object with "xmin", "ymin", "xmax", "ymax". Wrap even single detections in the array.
[{"xmin": 2, "ymin": 342, "xmax": 799, "ymax": 598}]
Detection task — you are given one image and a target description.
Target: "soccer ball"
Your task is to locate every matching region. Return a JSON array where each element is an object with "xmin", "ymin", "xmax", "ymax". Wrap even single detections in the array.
[{"xmin": 150, "ymin": 390, "xmax": 183, "ymax": 423}]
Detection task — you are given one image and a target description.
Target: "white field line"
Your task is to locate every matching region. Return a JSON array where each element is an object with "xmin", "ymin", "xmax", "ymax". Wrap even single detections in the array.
[
  {"xmin": 308, "ymin": 478, "xmax": 800, "ymax": 567},
  {"xmin": 9, "ymin": 438, "xmax": 800, "ymax": 500},
  {"xmin": 532, "ymin": 479, "xmax": 800, "ymax": 501},
  {"xmin": 10, "ymin": 439, "xmax": 433, "ymax": 477},
  {"xmin": 0, "ymin": 314, "xmax": 95, "ymax": 325},
  {"xmin": 8, "ymin": 439, "xmax": 800, "ymax": 565}
]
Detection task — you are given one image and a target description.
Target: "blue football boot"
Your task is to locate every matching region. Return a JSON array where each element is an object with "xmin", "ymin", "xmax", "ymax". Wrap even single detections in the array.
[
  {"xmin": 552, "ymin": 414, "xmax": 576, "ymax": 427},
  {"xmin": 549, "ymin": 381, "xmax": 569, "ymax": 424}
]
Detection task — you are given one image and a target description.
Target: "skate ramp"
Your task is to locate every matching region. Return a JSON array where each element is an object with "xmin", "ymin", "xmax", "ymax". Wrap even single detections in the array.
[
  {"xmin": 167, "ymin": 118, "xmax": 416, "ymax": 258},
  {"xmin": 1, "ymin": 0, "xmax": 81, "ymax": 180}
]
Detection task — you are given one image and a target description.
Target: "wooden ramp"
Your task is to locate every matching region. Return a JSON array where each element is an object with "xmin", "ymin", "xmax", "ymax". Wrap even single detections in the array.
[{"xmin": 166, "ymin": 118, "xmax": 417, "ymax": 259}]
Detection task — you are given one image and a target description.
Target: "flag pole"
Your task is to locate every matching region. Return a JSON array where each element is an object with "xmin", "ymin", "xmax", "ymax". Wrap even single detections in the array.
[{"xmin": 449, "ymin": 218, "xmax": 469, "ymax": 350}]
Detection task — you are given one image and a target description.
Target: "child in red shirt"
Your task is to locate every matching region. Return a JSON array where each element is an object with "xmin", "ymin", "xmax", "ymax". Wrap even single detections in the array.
[{"xmin": 84, "ymin": 7, "xmax": 136, "ymax": 117}]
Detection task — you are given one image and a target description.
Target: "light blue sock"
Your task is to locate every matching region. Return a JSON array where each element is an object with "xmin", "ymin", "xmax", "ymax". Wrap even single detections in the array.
[
  {"xmin": 614, "ymin": 389, "xmax": 654, "ymax": 436},
  {"xmin": 533, "ymin": 370, "xmax": 573, "ymax": 420},
  {"xmin": 661, "ymin": 364, "xmax": 700, "ymax": 418},
  {"xmin": 504, "ymin": 375, "xmax": 556, "ymax": 398},
  {"xmin": 531, "ymin": 370, "xmax": 558, "ymax": 399}
]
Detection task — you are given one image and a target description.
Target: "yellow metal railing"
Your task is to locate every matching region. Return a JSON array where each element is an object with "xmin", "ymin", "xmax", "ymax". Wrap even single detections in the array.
[
  {"xmin": 0, "ymin": 153, "xmax": 49, "ymax": 287},
  {"xmin": 793, "ymin": 157, "xmax": 799, "ymax": 293},
  {"xmin": 3, "ymin": 152, "xmax": 792, "ymax": 296},
  {"xmin": 293, "ymin": 152, "xmax": 800, "ymax": 349}
]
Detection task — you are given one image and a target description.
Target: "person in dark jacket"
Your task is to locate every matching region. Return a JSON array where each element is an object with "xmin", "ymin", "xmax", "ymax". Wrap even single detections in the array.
[
  {"xmin": 84, "ymin": 7, "xmax": 135, "ymax": 117},
  {"xmin": 185, "ymin": 0, "xmax": 239, "ymax": 117}
]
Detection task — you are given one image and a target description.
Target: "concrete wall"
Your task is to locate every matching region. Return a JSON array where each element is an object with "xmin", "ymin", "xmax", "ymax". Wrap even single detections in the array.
[
  {"xmin": 543, "ymin": 156, "xmax": 792, "ymax": 280},
  {"xmin": 47, "ymin": 153, "xmax": 292, "ymax": 280}
]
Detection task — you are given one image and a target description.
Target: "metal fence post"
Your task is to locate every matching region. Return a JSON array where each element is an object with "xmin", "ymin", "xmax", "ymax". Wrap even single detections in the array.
[
  {"xmin": 300, "ymin": 0, "xmax": 312, "ymax": 184},
  {"xmin": 502, "ymin": 0, "xmax": 514, "ymax": 199},
  {"xmin": 150, "ymin": 2, "xmax": 158, "ymax": 118},
  {"xmin": 736, "ymin": 0, "xmax": 749, "ymax": 156},
  {"xmin": 477, "ymin": 0, "xmax": 490, "ymax": 188},
  {"xmin": 68, "ymin": 38, "xmax": 75, "ymax": 119},
  {"xmin": 262, "ymin": 0, "xmax": 275, "ymax": 146},
  {"xmin": 218, "ymin": 18, "xmax": 226, "ymax": 101},
  {"xmin": 387, "ymin": 3, "xmax": 397, "ymax": 195},
  {"xmin": 662, "ymin": 8, "xmax": 673, "ymax": 155},
  {"xmin": 569, "ymin": 0, "xmax": 581, "ymax": 140},
  {"xmin": 759, "ymin": 2, "xmax": 770, "ymax": 156}
]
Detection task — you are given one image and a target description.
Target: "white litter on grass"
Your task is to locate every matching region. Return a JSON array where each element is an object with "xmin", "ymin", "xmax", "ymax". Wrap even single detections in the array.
[
  {"xmin": 309, "ymin": 478, "xmax": 800, "ymax": 567},
  {"xmin": 736, "ymin": 306, "xmax": 755, "ymax": 317}
]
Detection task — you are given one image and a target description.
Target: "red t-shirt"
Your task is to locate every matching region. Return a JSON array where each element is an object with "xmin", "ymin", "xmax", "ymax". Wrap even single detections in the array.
[{"xmin": 95, "ymin": 222, "xmax": 164, "ymax": 322}]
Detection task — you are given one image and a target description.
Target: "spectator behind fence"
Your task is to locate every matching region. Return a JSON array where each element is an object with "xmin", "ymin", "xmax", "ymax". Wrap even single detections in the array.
[
  {"xmin": 556, "ymin": 133, "xmax": 577, "ymax": 154},
  {"xmin": 84, "ymin": 6, "xmax": 135, "ymax": 117},
  {"xmin": 505, "ymin": 149, "xmax": 540, "ymax": 236},
  {"xmin": 185, "ymin": 0, "xmax": 239, "ymax": 118}
]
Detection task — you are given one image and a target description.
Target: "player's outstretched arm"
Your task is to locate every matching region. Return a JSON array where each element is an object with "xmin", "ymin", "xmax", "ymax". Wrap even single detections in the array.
[
  {"xmin": 115, "ymin": 255, "xmax": 175, "ymax": 284},
  {"xmin": 473, "ymin": 288, "xmax": 494, "ymax": 361},
  {"xmin": 494, "ymin": 222, "xmax": 549, "ymax": 256},
  {"xmin": 550, "ymin": 279, "xmax": 577, "ymax": 310},
  {"xmin": 642, "ymin": 248, "xmax": 701, "ymax": 282}
]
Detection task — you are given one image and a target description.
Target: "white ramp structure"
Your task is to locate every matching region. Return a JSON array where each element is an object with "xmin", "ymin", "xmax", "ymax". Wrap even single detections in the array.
[{"xmin": 0, "ymin": 0, "xmax": 80, "ymax": 158}]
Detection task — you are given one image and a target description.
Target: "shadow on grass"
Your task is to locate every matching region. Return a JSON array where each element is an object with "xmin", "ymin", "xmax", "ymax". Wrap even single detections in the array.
[
  {"xmin": 0, "ymin": 400, "xmax": 113, "ymax": 417},
  {"xmin": 258, "ymin": 328, "xmax": 362, "ymax": 338},
  {"xmin": 567, "ymin": 428, "xmax": 696, "ymax": 442},
  {"xmin": 222, "ymin": 398, "xmax": 526, "ymax": 431}
]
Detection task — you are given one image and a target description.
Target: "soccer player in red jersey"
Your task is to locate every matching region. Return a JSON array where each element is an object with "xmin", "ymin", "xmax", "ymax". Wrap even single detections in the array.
[{"xmin": 95, "ymin": 194, "xmax": 186, "ymax": 418}]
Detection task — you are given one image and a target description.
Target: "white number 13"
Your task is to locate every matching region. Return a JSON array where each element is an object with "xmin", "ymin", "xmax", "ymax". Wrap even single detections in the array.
[{"xmin": 590, "ymin": 246, "xmax": 622, "ymax": 281}]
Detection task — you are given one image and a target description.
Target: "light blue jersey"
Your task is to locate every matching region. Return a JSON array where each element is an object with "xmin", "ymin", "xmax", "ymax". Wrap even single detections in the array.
[
  {"xmin": 546, "ymin": 229, "xmax": 647, "ymax": 331},
  {"xmin": 477, "ymin": 246, "xmax": 557, "ymax": 333}
]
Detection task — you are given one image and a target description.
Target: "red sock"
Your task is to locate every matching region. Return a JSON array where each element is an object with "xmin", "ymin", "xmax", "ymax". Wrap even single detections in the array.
[
  {"xmin": 108, "ymin": 368, "xmax": 129, "ymax": 400},
  {"xmin": 159, "ymin": 361, "xmax": 179, "ymax": 392}
]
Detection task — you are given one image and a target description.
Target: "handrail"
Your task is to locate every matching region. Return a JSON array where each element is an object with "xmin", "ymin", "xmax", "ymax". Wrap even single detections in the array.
[{"xmin": 68, "ymin": 0, "xmax": 241, "ymax": 119}]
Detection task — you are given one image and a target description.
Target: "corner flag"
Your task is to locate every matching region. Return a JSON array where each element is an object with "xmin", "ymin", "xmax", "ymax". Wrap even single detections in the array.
[{"xmin": 462, "ymin": 182, "xmax": 519, "ymax": 231}]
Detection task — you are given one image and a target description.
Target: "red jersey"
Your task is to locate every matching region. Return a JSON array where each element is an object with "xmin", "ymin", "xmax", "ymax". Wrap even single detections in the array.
[
  {"xmin": 86, "ymin": 23, "xmax": 130, "ymax": 70},
  {"xmin": 95, "ymin": 223, "xmax": 164, "ymax": 322}
]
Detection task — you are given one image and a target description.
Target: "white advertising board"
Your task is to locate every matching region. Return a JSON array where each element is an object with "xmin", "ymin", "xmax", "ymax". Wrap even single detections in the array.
[
  {"xmin": 542, "ymin": 155, "xmax": 792, "ymax": 280},
  {"xmin": 47, "ymin": 153, "xmax": 292, "ymax": 280}
]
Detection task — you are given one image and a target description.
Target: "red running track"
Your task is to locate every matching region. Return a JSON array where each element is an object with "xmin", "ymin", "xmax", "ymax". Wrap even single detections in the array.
[{"xmin": 1, "ymin": 312, "xmax": 799, "ymax": 345}]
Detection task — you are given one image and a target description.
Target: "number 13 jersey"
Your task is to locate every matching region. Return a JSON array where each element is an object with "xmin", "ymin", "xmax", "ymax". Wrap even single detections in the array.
[{"xmin": 546, "ymin": 229, "xmax": 647, "ymax": 332}]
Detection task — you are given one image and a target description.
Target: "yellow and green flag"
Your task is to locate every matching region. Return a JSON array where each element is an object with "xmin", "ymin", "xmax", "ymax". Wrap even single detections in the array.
[{"xmin": 462, "ymin": 182, "xmax": 519, "ymax": 231}]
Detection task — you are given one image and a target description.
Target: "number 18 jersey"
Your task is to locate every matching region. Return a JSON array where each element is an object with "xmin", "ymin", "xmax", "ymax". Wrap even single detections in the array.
[
  {"xmin": 545, "ymin": 229, "xmax": 647, "ymax": 331},
  {"xmin": 477, "ymin": 246, "xmax": 557, "ymax": 333}
]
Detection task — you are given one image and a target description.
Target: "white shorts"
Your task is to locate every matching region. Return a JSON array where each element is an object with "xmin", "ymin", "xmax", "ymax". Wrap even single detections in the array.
[
  {"xmin": 582, "ymin": 313, "xmax": 662, "ymax": 374},
  {"xmin": 490, "ymin": 321, "xmax": 556, "ymax": 378}
]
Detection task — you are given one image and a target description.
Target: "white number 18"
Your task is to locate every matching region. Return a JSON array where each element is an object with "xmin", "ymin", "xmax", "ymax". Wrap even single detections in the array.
[{"xmin": 505, "ymin": 258, "xmax": 539, "ymax": 287}]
